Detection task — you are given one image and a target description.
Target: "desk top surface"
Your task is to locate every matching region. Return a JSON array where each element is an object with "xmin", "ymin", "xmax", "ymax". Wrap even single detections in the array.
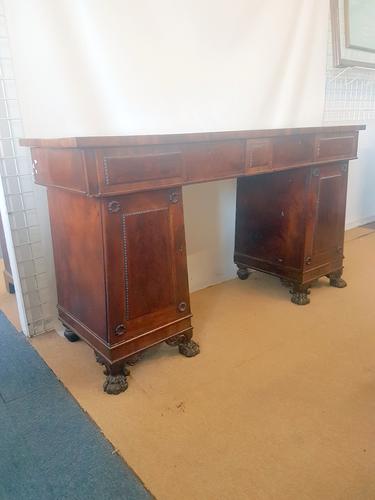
[{"xmin": 21, "ymin": 125, "xmax": 366, "ymax": 149}]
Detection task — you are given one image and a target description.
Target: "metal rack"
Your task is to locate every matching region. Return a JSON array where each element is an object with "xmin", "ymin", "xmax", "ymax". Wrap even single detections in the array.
[
  {"xmin": 0, "ymin": 3, "xmax": 55, "ymax": 335},
  {"xmin": 324, "ymin": 66, "xmax": 375, "ymax": 123}
]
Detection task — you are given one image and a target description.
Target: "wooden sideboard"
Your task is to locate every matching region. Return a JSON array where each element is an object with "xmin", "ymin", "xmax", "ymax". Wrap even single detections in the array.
[{"xmin": 21, "ymin": 125, "xmax": 365, "ymax": 394}]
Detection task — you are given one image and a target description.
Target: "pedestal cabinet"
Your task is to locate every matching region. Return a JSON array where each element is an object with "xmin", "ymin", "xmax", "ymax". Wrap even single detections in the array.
[
  {"xmin": 21, "ymin": 125, "xmax": 365, "ymax": 394},
  {"xmin": 46, "ymin": 185, "xmax": 197, "ymax": 395},
  {"xmin": 234, "ymin": 161, "xmax": 349, "ymax": 304}
]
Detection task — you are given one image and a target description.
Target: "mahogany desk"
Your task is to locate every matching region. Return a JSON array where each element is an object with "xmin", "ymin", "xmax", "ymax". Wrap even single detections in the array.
[{"xmin": 21, "ymin": 125, "xmax": 365, "ymax": 394}]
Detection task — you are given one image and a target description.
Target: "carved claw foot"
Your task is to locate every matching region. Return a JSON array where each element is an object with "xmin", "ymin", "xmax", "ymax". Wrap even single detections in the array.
[
  {"xmin": 103, "ymin": 362, "xmax": 128, "ymax": 395},
  {"xmin": 103, "ymin": 374, "xmax": 128, "ymax": 395},
  {"xmin": 290, "ymin": 285, "xmax": 311, "ymax": 305},
  {"xmin": 291, "ymin": 291, "xmax": 310, "ymax": 305},
  {"xmin": 327, "ymin": 271, "xmax": 347, "ymax": 288},
  {"xmin": 63, "ymin": 327, "xmax": 80, "ymax": 342},
  {"xmin": 179, "ymin": 339, "xmax": 200, "ymax": 357},
  {"xmin": 166, "ymin": 332, "xmax": 200, "ymax": 357},
  {"xmin": 236, "ymin": 266, "xmax": 250, "ymax": 280}
]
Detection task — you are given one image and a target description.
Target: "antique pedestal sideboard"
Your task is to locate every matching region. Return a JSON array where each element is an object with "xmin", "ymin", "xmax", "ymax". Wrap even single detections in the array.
[{"xmin": 21, "ymin": 125, "xmax": 365, "ymax": 394}]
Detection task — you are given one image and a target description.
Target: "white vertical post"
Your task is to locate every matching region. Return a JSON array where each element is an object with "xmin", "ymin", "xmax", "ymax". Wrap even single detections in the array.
[{"xmin": 0, "ymin": 175, "xmax": 29, "ymax": 334}]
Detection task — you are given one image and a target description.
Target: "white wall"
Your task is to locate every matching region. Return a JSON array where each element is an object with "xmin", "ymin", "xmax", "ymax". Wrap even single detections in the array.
[
  {"xmin": 324, "ymin": 16, "xmax": 375, "ymax": 230},
  {"xmin": 345, "ymin": 121, "xmax": 375, "ymax": 228},
  {"xmin": 4, "ymin": 0, "xmax": 330, "ymax": 297}
]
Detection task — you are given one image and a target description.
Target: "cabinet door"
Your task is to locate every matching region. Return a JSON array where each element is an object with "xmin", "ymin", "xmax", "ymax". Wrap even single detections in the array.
[
  {"xmin": 102, "ymin": 187, "xmax": 190, "ymax": 345},
  {"xmin": 305, "ymin": 162, "xmax": 348, "ymax": 269},
  {"xmin": 235, "ymin": 169, "xmax": 309, "ymax": 272}
]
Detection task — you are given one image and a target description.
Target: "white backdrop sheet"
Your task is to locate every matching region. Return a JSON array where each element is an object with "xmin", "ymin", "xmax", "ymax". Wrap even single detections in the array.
[{"xmin": 4, "ymin": 0, "xmax": 330, "ymax": 304}]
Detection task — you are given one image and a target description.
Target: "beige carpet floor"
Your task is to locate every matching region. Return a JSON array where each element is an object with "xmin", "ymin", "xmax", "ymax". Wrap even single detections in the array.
[{"xmin": 32, "ymin": 226, "xmax": 375, "ymax": 500}]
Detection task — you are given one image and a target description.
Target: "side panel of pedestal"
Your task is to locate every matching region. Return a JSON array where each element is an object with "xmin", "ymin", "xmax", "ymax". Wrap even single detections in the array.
[
  {"xmin": 101, "ymin": 186, "xmax": 192, "ymax": 361},
  {"xmin": 234, "ymin": 162, "xmax": 348, "ymax": 284},
  {"xmin": 47, "ymin": 188, "xmax": 108, "ymax": 341}
]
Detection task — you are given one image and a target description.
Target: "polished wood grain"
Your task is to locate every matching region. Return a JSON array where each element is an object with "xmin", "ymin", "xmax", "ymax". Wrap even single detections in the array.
[
  {"xmin": 23, "ymin": 125, "xmax": 364, "ymax": 394},
  {"xmin": 20, "ymin": 125, "xmax": 365, "ymax": 148},
  {"xmin": 234, "ymin": 161, "xmax": 349, "ymax": 304},
  {"xmin": 102, "ymin": 187, "xmax": 191, "ymax": 347},
  {"xmin": 24, "ymin": 126, "xmax": 363, "ymax": 198},
  {"xmin": 235, "ymin": 168, "xmax": 308, "ymax": 275},
  {"xmin": 48, "ymin": 188, "xmax": 108, "ymax": 341}
]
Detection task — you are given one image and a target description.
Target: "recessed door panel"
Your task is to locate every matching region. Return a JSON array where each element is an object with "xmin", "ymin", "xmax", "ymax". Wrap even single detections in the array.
[
  {"xmin": 123, "ymin": 207, "xmax": 175, "ymax": 319},
  {"xmin": 103, "ymin": 188, "xmax": 190, "ymax": 344},
  {"xmin": 305, "ymin": 162, "xmax": 348, "ymax": 268},
  {"xmin": 313, "ymin": 176, "xmax": 342, "ymax": 254}
]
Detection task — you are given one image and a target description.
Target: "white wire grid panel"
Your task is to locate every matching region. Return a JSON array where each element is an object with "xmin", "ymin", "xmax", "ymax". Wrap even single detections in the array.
[
  {"xmin": 325, "ymin": 67, "xmax": 375, "ymax": 122},
  {"xmin": 324, "ymin": 15, "xmax": 375, "ymax": 123},
  {"xmin": 0, "ymin": 3, "xmax": 55, "ymax": 335}
]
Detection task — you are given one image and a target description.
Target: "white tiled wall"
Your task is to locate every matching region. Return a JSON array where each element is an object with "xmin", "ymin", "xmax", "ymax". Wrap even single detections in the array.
[{"xmin": 0, "ymin": 2, "xmax": 55, "ymax": 335}]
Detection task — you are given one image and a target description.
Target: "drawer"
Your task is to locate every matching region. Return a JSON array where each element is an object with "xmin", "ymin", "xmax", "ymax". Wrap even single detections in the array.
[
  {"xmin": 273, "ymin": 135, "xmax": 315, "ymax": 167},
  {"xmin": 103, "ymin": 152, "xmax": 182, "ymax": 185},
  {"xmin": 182, "ymin": 140, "xmax": 245, "ymax": 182},
  {"xmin": 97, "ymin": 146, "xmax": 184, "ymax": 194},
  {"xmin": 315, "ymin": 133, "xmax": 357, "ymax": 161}
]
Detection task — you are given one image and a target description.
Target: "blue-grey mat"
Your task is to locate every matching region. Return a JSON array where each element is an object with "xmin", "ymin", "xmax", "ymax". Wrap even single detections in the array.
[{"xmin": 0, "ymin": 311, "xmax": 152, "ymax": 500}]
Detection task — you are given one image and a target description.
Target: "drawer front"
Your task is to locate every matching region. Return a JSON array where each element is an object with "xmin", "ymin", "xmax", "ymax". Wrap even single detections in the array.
[
  {"xmin": 245, "ymin": 139, "xmax": 273, "ymax": 173},
  {"xmin": 97, "ymin": 146, "xmax": 184, "ymax": 194},
  {"xmin": 315, "ymin": 133, "xmax": 357, "ymax": 161},
  {"xmin": 182, "ymin": 140, "xmax": 245, "ymax": 183},
  {"xmin": 104, "ymin": 152, "xmax": 182, "ymax": 185},
  {"xmin": 273, "ymin": 135, "xmax": 315, "ymax": 167}
]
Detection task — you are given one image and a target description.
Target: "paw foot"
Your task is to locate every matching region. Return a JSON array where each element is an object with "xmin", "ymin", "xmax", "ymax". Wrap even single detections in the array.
[
  {"xmin": 64, "ymin": 328, "xmax": 80, "ymax": 342},
  {"xmin": 237, "ymin": 267, "xmax": 250, "ymax": 280},
  {"xmin": 329, "ymin": 277, "xmax": 347, "ymax": 288},
  {"xmin": 103, "ymin": 374, "xmax": 128, "ymax": 395},
  {"xmin": 179, "ymin": 339, "xmax": 200, "ymax": 357},
  {"xmin": 290, "ymin": 291, "xmax": 310, "ymax": 305}
]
